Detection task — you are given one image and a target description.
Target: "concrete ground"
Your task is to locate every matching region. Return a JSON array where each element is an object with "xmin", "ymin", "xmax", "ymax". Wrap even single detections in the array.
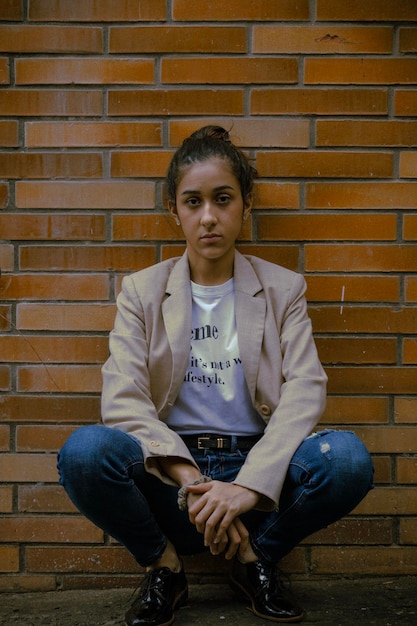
[{"xmin": 0, "ymin": 577, "xmax": 416, "ymax": 625}]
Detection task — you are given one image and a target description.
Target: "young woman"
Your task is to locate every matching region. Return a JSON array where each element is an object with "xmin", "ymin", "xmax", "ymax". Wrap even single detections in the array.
[{"xmin": 58, "ymin": 126, "xmax": 374, "ymax": 626}]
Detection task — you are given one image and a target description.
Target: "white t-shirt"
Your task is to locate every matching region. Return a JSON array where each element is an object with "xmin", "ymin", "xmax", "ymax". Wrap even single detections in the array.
[{"xmin": 167, "ymin": 278, "xmax": 264, "ymax": 436}]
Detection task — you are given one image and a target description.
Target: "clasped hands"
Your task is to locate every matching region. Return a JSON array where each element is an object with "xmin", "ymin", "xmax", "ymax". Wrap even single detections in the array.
[{"xmin": 186, "ymin": 479, "xmax": 260, "ymax": 560}]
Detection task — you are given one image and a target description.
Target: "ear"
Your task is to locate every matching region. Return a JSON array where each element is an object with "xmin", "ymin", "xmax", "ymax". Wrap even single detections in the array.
[
  {"xmin": 243, "ymin": 193, "xmax": 252, "ymax": 221},
  {"xmin": 168, "ymin": 201, "xmax": 180, "ymax": 225}
]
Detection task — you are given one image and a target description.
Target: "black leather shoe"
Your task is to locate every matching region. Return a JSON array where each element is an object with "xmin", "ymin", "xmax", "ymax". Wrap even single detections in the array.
[
  {"xmin": 125, "ymin": 566, "xmax": 188, "ymax": 626},
  {"xmin": 230, "ymin": 559, "xmax": 304, "ymax": 623}
]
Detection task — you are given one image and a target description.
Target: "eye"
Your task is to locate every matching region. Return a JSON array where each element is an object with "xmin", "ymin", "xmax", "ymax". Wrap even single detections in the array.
[
  {"xmin": 217, "ymin": 194, "xmax": 231, "ymax": 204},
  {"xmin": 185, "ymin": 197, "xmax": 200, "ymax": 207}
]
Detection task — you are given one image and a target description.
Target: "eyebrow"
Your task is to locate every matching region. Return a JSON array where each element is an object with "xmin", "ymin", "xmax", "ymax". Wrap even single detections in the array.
[{"xmin": 180, "ymin": 185, "xmax": 235, "ymax": 196}]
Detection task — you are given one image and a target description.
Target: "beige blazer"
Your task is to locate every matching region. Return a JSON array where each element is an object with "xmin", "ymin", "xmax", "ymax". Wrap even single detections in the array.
[{"xmin": 101, "ymin": 251, "xmax": 327, "ymax": 510}]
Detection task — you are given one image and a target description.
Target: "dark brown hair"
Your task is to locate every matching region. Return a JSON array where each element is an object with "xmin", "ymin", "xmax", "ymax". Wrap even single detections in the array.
[{"xmin": 166, "ymin": 126, "xmax": 258, "ymax": 206}]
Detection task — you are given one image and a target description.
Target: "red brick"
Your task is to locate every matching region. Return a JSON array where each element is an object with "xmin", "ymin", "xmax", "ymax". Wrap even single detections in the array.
[
  {"xmin": 0, "ymin": 153, "xmax": 102, "ymax": 179},
  {"xmin": 309, "ymin": 306, "xmax": 417, "ymax": 334},
  {"xmin": 0, "ymin": 245, "xmax": 14, "ymax": 271},
  {"xmin": 397, "ymin": 458, "xmax": 417, "ymax": 484},
  {"xmin": 258, "ymin": 150, "xmax": 393, "ymax": 178},
  {"xmin": 305, "ymin": 58, "xmax": 417, "ymax": 85},
  {"xmin": 306, "ymin": 244, "xmax": 417, "ymax": 272},
  {"xmin": 253, "ymin": 183, "xmax": 299, "ymax": 209},
  {"xmin": 110, "ymin": 26, "xmax": 246, "ymax": 53},
  {"xmin": 17, "ymin": 365, "xmax": 102, "ymax": 393},
  {"xmin": 251, "ymin": 88, "xmax": 387, "ymax": 116},
  {"xmin": 112, "ymin": 214, "xmax": 180, "ymax": 242},
  {"xmin": 258, "ymin": 214, "xmax": 396, "ymax": 241},
  {"xmin": 29, "ymin": 0, "xmax": 166, "ymax": 21},
  {"xmin": 0, "ymin": 120, "xmax": 18, "ymax": 147},
  {"xmin": 0, "ymin": 0, "xmax": 22, "ymax": 20},
  {"xmin": 111, "ymin": 151, "xmax": 173, "ymax": 178},
  {"xmin": 0, "ymin": 26, "xmax": 102, "ymax": 53},
  {"xmin": 0, "ymin": 214, "xmax": 105, "ymax": 241},
  {"xmin": 26, "ymin": 546, "xmax": 139, "ymax": 574},
  {"xmin": 359, "ymin": 424, "xmax": 417, "ymax": 455},
  {"xmin": 0, "ymin": 305, "xmax": 11, "ymax": 331},
  {"xmin": 400, "ymin": 153, "xmax": 417, "ymax": 179},
  {"xmin": 0, "ymin": 575, "xmax": 56, "ymax": 592},
  {"xmin": 404, "ymin": 215, "xmax": 417, "ymax": 240},
  {"xmin": 0, "ymin": 90, "xmax": 102, "ymax": 116},
  {"xmin": 0, "ymin": 454, "xmax": 57, "ymax": 482},
  {"xmin": 317, "ymin": 120, "xmax": 417, "ymax": 147},
  {"xmin": 25, "ymin": 121, "xmax": 162, "ymax": 148},
  {"xmin": 356, "ymin": 487, "xmax": 417, "ymax": 516},
  {"xmin": 16, "ymin": 425, "xmax": 78, "ymax": 452},
  {"xmin": 19, "ymin": 485, "xmax": 77, "ymax": 513},
  {"xmin": 316, "ymin": 0, "xmax": 417, "ymax": 21},
  {"xmin": 306, "ymin": 182, "xmax": 417, "ymax": 208},
  {"xmin": 394, "ymin": 397, "xmax": 417, "ymax": 423},
  {"xmin": 15, "ymin": 181, "xmax": 154, "ymax": 209},
  {"xmin": 0, "ymin": 395, "xmax": 101, "ymax": 423},
  {"xmin": 0, "ymin": 58, "xmax": 9, "ymax": 84},
  {"xmin": 312, "ymin": 546, "xmax": 417, "ymax": 576},
  {"xmin": 0, "ymin": 486, "xmax": 13, "ymax": 513},
  {"xmin": 307, "ymin": 518, "xmax": 392, "ymax": 546},
  {"xmin": 16, "ymin": 58, "xmax": 154, "ymax": 85},
  {"xmin": 403, "ymin": 338, "xmax": 417, "ymax": 364},
  {"xmin": 0, "ymin": 547, "xmax": 19, "ymax": 573},
  {"xmin": 173, "ymin": 0, "xmax": 309, "ymax": 21},
  {"xmin": 316, "ymin": 338, "xmax": 397, "ymax": 365},
  {"xmin": 17, "ymin": 304, "xmax": 115, "ymax": 331},
  {"xmin": 170, "ymin": 119, "xmax": 310, "ymax": 148},
  {"xmin": 306, "ymin": 275, "xmax": 400, "ymax": 303},
  {"xmin": 0, "ymin": 366, "xmax": 10, "ymax": 391},
  {"xmin": 253, "ymin": 26, "xmax": 392, "ymax": 54},
  {"xmin": 0, "ymin": 274, "xmax": 109, "ymax": 301},
  {"xmin": 0, "ymin": 183, "xmax": 9, "ymax": 207},
  {"xmin": 399, "ymin": 27, "xmax": 417, "ymax": 53},
  {"xmin": 395, "ymin": 90, "xmax": 417, "ymax": 116},
  {"xmin": 235, "ymin": 245, "xmax": 299, "ymax": 272},
  {"xmin": 317, "ymin": 0, "xmax": 417, "ymax": 22},
  {"xmin": 372, "ymin": 458, "xmax": 394, "ymax": 484},
  {"xmin": 326, "ymin": 368, "xmax": 417, "ymax": 395},
  {"xmin": 162, "ymin": 58, "xmax": 298, "ymax": 85},
  {"xmin": 19, "ymin": 245, "xmax": 155, "ymax": 272},
  {"xmin": 0, "ymin": 425, "xmax": 9, "ymax": 451},
  {"xmin": 321, "ymin": 396, "xmax": 389, "ymax": 425},
  {"xmin": 400, "ymin": 519, "xmax": 417, "ymax": 545},
  {"xmin": 0, "ymin": 517, "xmax": 103, "ymax": 543},
  {"xmin": 405, "ymin": 277, "xmax": 417, "ymax": 302},
  {"xmin": 108, "ymin": 90, "xmax": 243, "ymax": 117},
  {"xmin": 0, "ymin": 336, "xmax": 108, "ymax": 364}
]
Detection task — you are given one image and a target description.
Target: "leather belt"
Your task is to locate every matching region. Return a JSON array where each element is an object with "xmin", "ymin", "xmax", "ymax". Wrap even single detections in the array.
[{"xmin": 181, "ymin": 433, "xmax": 261, "ymax": 451}]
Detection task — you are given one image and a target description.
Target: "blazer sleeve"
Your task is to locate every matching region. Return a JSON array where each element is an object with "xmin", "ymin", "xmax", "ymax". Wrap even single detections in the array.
[
  {"xmin": 233, "ymin": 273, "xmax": 327, "ymax": 510},
  {"xmin": 101, "ymin": 275, "xmax": 199, "ymax": 482}
]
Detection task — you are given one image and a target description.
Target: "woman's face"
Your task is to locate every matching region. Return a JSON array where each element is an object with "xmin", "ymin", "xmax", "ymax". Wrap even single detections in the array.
[{"xmin": 169, "ymin": 158, "xmax": 251, "ymax": 280}]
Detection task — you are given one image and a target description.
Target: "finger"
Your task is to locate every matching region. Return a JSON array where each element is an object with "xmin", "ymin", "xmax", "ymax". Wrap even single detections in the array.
[{"xmin": 224, "ymin": 522, "xmax": 242, "ymax": 560}]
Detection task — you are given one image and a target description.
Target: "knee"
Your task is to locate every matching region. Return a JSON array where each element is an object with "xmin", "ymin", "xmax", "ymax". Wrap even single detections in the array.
[
  {"xmin": 58, "ymin": 425, "xmax": 112, "ymax": 481},
  {"xmin": 325, "ymin": 430, "xmax": 374, "ymax": 494}
]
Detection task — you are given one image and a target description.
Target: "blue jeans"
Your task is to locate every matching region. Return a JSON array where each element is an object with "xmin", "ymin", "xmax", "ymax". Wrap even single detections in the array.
[{"xmin": 57, "ymin": 426, "xmax": 373, "ymax": 568}]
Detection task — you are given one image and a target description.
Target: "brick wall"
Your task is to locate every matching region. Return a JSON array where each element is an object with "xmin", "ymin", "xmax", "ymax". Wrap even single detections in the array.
[{"xmin": 0, "ymin": 0, "xmax": 417, "ymax": 591}]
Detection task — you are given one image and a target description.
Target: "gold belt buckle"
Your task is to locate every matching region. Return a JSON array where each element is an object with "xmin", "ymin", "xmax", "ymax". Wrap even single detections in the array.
[
  {"xmin": 197, "ymin": 436, "xmax": 210, "ymax": 449},
  {"xmin": 217, "ymin": 437, "xmax": 226, "ymax": 449}
]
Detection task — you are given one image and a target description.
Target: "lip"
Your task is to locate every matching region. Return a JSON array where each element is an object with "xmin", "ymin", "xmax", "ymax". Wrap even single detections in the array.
[
  {"xmin": 200, "ymin": 233, "xmax": 220, "ymax": 240},
  {"xmin": 200, "ymin": 233, "xmax": 222, "ymax": 242}
]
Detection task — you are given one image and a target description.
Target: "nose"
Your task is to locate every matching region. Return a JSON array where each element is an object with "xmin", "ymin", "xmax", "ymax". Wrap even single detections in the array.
[{"xmin": 200, "ymin": 201, "xmax": 217, "ymax": 227}]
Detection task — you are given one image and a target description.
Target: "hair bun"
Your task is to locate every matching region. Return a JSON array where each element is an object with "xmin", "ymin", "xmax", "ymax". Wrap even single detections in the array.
[{"xmin": 186, "ymin": 125, "xmax": 231, "ymax": 144}]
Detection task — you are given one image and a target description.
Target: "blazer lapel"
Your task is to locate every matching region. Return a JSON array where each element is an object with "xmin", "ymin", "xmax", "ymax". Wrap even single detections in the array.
[
  {"xmin": 162, "ymin": 253, "xmax": 192, "ymax": 391},
  {"xmin": 234, "ymin": 251, "xmax": 266, "ymax": 402}
]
